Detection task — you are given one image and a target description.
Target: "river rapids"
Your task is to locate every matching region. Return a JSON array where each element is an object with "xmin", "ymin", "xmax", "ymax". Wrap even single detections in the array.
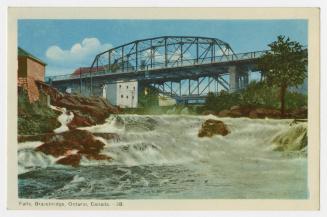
[{"xmin": 18, "ymin": 114, "xmax": 308, "ymax": 199}]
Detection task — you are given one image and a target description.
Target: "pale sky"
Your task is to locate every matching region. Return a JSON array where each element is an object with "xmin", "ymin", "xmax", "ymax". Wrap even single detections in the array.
[{"xmin": 18, "ymin": 19, "xmax": 308, "ymax": 76}]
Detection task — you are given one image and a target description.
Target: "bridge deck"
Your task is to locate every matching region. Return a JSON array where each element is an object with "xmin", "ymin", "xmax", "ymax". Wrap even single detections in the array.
[{"xmin": 46, "ymin": 50, "xmax": 266, "ymax": 83}]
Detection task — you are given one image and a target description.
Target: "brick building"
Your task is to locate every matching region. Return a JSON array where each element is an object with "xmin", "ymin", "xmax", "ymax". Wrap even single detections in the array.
[{"xmin": 17, "ymin": 47, "xmax": 46, "ymax": 102}]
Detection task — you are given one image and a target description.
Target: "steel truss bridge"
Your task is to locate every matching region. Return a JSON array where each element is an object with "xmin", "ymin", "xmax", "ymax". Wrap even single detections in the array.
[{"xmin": 47, "ymin": 36, "xmax": 269, "ymax": 104}]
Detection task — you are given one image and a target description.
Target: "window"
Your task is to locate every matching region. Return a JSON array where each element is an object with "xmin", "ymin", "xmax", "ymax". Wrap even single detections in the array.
[
  {"xmin": 119, "ymin": 85, "xmax": 121, "ymax": 88},
  {"xmin": 132, "ymin": 96, "xmax": 134, "ymax": 99},
  {"xmin": 133, "ymin": 86, "xmax": 135, "ymax": 90},
  {"xmin": 121, "ymin": 94, "xmax": 123, "ymax": 98},
  {"xmin": 126, "ymin": 85, "xmax": 129, "ymax": 89},
  {"xmin": 126, "ymin": 96, "xmax": 129, "ymax": 99}
]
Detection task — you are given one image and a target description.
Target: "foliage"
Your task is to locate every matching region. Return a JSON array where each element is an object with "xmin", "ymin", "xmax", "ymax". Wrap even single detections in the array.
[
  {"xmin": 285, "ymin": 91, "xmax": 307, "ymax": 110},
  {"xmin": 138, "ymin": 86, "xmax": 159, "ymax": 108},
  {"xmin": 18, "ymin": 88, "xmax": 60, "ymax": 135},
  {"xmin": 258, "ymin": 36, "xmax": 307, "ymax": 87},
  {"xmin": 204, "ymin": 90, "xmax": 241, "ymax": 112},
  {"xmin": 203, "ymin": 81, "xmax": 307, "ymax": 112},
  {"xmin": 257, "ymin": 35, "xmax": 307, "ymax": 115},
  {"xmin": 239, "ymin": 81, "xmax": 279, "ymax": 108}
]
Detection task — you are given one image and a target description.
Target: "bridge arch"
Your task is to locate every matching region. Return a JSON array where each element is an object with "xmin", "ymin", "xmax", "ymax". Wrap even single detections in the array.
[{"xmin": 89, "ymin": 36, "xmax": 236, "ymax": 74}]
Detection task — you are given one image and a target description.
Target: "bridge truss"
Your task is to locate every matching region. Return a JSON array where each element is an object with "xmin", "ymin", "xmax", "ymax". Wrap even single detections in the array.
[
  {"xmin": 88, "ymin": 36, "xmax": 248, "ymax": 103},
  {"xmin": 46, "ymin": 36, "xmax": 271, "ymax": 104},
  {"xmin": 90, "ymin": 36, "xmax": 236, "ymax": 74}
]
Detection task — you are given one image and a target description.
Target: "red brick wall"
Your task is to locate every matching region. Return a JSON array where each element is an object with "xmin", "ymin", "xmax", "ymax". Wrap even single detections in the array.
[
  {"xmin": 18, "ymin": 77, "xmax": 28, "ymax": 89},
  {"xmin": 18, "ymin": 57, "xmax": 46, "ymax": 103},
  {"xmin": 26, "ymin": 58, "xmax": 45, "ymax": 82}
]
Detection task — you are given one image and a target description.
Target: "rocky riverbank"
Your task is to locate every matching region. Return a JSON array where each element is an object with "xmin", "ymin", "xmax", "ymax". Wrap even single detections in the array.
[
  {"xmin": 202, "ymin": 105, "xmax": 307, "ymax": 119},
  {"xmin": 36, "ymin": 81, "xmax": 121, "ymax": 129},
  {"xmin": 19, "ymin": 81, "xmax": 307, "ymax": 167},
  {"xmin": 19, "ymin": 81, "xmax": 121, "ymax": 166}
]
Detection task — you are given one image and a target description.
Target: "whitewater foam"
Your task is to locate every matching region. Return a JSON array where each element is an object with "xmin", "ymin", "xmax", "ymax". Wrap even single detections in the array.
[
  {"xmin": 18, "ymin": 115, "xmax": 305, "ymax": 173},
  {"xmin": 49, "ymin": 105, "xmax": 74, "ymax": 133}
]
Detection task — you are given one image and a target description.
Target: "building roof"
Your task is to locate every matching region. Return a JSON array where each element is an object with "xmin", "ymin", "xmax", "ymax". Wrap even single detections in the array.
[
  {"xmin": 72, "ymin": 66, "xmax": 106, "ymax": 76},
  {"xmin": 18, "ymin": 47, "xmax": 47, "ymax": 66}
]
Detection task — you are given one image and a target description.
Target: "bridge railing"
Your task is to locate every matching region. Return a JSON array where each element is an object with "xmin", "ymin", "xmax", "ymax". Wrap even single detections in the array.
[
  {"xmin": 45, "ymin": 71, "xmax": 94, "ymax": 82},
  {"xmin": 45, "ymin": 50, "xmax": 268, "ymax": 82}
]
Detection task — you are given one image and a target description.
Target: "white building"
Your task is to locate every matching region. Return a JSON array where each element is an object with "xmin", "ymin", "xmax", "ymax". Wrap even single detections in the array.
[{"xmin": 103, "ymin": 81, "xmax": 138, "ymax": 108}]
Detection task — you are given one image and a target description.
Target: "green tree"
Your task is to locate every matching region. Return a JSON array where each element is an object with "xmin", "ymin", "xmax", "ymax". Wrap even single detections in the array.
[{"xmin": 258, "ymin": 35, "xmax": 307, "ymax": 116}]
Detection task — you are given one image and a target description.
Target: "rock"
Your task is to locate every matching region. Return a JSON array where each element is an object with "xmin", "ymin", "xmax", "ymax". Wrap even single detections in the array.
[
  {"xmin": 249, "ymin": 108, "xmax": 280, "ymax": 119},
  {"xmin": 93, "ymin": 132, "xmax": 120, "ymax": 142},
  {"xmin": 214, "ymin": 105, "xmax": 305, "ymax": 119},
  {"xmin": 248, "ymin": 110, "xmax": 259, "ymax": 119},
  {"xmin": 272, "ymin": 123, "xmax": 307, "ymax": 152},
  {"xmin": 290, "ymin": 106, "xmax": 307, "ymax": 119},
  {"xmin": 198, "ymin": 119, "xmax": 230, "ymax": 137},
  {"xmin": 218, "ymin": 109, "xmax": 231, "ymax": 117},
  {"xmin": 290, "ymin": 119, "xmax": 307, "ymax": 126},
  {"xmin": 67, "ymin": 111, "xmax": 95, "ymax": 129},
  {"xmin": 229, "ymin": 110, "xmax": 243, "ymax": 117},
  {"xmin": 56, "ymin": 154, "xmax": 81, "ymax": 167},
  {"xmin": 85, "ymin": 154, "xmax": 112, "ymax": 161},
  {"xmin": 125, "ymin": 117, "xmax": 157, "ymax": 131},
  {"xmin": 36, "ymin": 81, "xmax": 120, "ymax": 128},
  {"xmin": 239, "ymin": 107, "xmax": 252, "ymax": 116},
  {"xmin": 35, "ymin": 129, "xmax": 111, "ymax": 166}
]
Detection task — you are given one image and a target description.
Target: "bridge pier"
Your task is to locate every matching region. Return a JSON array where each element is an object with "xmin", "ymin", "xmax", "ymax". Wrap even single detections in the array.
[
  {"xmin": 228, "ymin": 66, "xmax": 237, "ymax": 92},
  {"xmin": 228, "ymin": 66, "xmax": 249, "ymax": 92}
]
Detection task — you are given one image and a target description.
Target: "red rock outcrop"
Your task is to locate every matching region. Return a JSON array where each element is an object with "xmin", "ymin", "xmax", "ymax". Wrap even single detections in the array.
[
  {"xmin": 36, "ymin": 81, "xmax": 121, "ymax": 129},
  {"xmin": 33, "ymin": 129, "xmax": 117, "ymax": 166}
]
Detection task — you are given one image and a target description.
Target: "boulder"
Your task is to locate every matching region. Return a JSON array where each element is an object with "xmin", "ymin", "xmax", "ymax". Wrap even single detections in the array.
[
  {"xmin": 198, "ymin": 119, "xmax": 230, "ymax": 137},
  {"xmin": 272, "ymin": 123, "xmax": 307, "ymax": 152},
  {"xmin": 35, "ymin": 129, "xmax": 112, "ymax": 166},
  {"xmin": 218, "ymin": 109, "xmax": 231, "ymax": 117},
  {"xmin": 56, "ymin": 154, "xmax": 81, "ymax": 167},
  {"xmin": 93, "ymin": 132, "xmax": 120, "ymax": 142}
]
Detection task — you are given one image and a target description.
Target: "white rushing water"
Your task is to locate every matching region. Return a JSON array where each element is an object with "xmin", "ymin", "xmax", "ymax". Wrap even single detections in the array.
[
  {"xmin": 18, "ymin": 115, "xmax": 308, "ymax": 199},
  {"xmin": 49, "ymin": 105, "xmax": 74, "ymax": 133}
]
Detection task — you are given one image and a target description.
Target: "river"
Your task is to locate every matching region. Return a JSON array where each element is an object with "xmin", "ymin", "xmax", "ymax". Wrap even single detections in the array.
[{"xmin": 18, "ymin": 114, "xmax": 308, "ymax": 199}]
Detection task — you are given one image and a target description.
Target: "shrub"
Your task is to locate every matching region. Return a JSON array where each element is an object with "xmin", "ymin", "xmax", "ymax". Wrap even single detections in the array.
[{"xmin": 203, "ymin": 81, "xmax": 307, "ymax": 112}]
